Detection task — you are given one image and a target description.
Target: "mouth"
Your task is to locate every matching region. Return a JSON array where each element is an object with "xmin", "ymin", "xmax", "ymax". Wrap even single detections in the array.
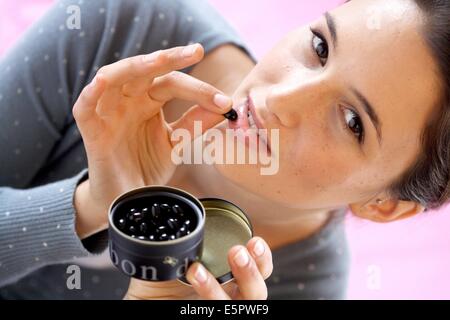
[{"xmin": 228, "ymin": 95, "xmax": 272, "ymax": 154}]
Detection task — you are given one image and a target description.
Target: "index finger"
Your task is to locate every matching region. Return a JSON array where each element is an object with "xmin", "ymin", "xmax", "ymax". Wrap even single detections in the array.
[{"xmin": 97, "ymin": 43, "xmax": 204, "ymax": 87}]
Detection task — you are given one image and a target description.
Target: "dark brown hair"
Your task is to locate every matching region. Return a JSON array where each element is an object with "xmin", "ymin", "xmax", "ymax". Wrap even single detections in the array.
[
  {"xmin": 387, "ymin": 0, "xmax": 450, "ymax": 209},
  {"xmin": 343, "ymin": 0, "xmax": 450, "ymax": 209}
]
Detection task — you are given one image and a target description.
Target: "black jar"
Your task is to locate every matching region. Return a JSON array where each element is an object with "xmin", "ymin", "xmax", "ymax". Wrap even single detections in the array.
[{"xmin": 108, "ymin": 186, "xmax": 253, "ymax": 285}]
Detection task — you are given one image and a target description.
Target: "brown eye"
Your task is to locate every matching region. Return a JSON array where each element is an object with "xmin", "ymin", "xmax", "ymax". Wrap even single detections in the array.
[
  {"xmin": 311, "ymin": 29, "xmax": 329, "ymax": 66},
  {"xmin": 343, "ymin": 108, "xmax": 365, "ymax": 144}
]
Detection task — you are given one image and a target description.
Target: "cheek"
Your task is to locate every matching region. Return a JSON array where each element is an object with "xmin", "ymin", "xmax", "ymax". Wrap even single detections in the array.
[{"xmin": 279, "ymin": 127, "xmax": 366, "ymax": 202}]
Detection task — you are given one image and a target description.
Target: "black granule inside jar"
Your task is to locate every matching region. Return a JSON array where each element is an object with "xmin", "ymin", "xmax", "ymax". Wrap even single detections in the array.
[{"xmin": 113, "ymin": 196, "xmax": 197, "ymax": 242}]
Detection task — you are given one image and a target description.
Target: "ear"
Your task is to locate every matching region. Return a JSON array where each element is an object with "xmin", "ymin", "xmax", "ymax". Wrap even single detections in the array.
[{"xmin": 349, "ymin": 195, "xmax": 425, "ymax": 223}]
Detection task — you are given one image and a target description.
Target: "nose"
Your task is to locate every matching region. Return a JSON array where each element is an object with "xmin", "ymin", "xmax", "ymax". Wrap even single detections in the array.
[{"xmin": 265, "ymin": 78, "xmax": 328, "ymax": 128}]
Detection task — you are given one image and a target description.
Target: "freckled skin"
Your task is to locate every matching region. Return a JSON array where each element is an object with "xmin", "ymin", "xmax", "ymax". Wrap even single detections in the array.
[{"xmin": 172, "ymin": 0, "xmax": 441, "ymax": 245}]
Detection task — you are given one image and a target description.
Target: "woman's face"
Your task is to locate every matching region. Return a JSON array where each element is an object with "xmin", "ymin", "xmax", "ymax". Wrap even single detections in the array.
[{"xmin": 214, "ymin": 0, "xmax": 441, "ymax": 210}]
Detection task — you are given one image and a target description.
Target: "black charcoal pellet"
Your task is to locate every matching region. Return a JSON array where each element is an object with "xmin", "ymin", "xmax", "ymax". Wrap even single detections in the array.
[
  {"xmin": 159, "ymin": 233, "xmax": 168, "ymax": 241},
  {"xmin": 118, "ymin": 219, "xmax": 126, "ymax": 229},
  {"xmin": 167, "ymin": 218, "xmax": 178, "ymax": 229},
  {"xmin": 160, "ymin": 203, "xmax": 171, "ymax": 213},
  {"xmin": 172, "ymin": 204, "xmax": 183, "ymax": 215},
  {"xmin": 133, "ymin": 212, "xmax": 143, "ymax": 222},
  {"xmin": 151, "ymin": 203, "xmax": 160, "ymax": 219},
  {"xmin": 223, "ymin": 108, "xmax": 238, "ymax": 121},
  {"xmin": 157, "ymin": 225, "xmax": 167, "ymax": 232},
  {"xmin": 139, "ymin": 222, "xmax": 147, "ymax": 233}
]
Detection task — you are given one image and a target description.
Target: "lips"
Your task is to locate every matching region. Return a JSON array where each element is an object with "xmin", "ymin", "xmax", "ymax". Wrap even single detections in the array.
[{"xmin": 227, "ymin": 96, "xmax": 271, "ymax": 154}]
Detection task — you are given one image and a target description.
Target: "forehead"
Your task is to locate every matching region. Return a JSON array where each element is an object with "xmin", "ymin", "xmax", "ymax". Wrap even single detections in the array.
[{"xmin": 331, "ymin": 0, "xmax": 441, "ymax": 154}]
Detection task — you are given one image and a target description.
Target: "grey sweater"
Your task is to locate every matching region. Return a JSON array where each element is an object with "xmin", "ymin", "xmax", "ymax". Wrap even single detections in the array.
[{"xmin": 0, "ymin": 0, "xmax": 349, "ymax": 299}]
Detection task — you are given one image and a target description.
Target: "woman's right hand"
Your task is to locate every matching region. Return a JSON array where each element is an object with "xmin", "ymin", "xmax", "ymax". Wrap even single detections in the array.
[{"xmin": 72, "ymin": 44, "xmax": 233, "ymax": 238}]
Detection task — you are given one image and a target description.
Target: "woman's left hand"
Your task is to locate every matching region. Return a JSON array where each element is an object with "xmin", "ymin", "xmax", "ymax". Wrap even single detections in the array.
[{"xmin": 124, "ymin": 237, "xmax": 273, "ymax": 300}]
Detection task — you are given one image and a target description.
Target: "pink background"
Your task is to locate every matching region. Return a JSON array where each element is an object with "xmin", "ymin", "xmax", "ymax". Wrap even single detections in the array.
[{"xmin": 1, "ymin": 0, "xmax": 450, "ymax": 299}]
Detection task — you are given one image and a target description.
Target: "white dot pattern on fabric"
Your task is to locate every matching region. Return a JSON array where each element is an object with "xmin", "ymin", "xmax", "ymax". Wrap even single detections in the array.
[
  {"xmin": 308, "ymin": 263, "xmax": 316, "ymax": 271},
  {"xmin": 43, "ymin": 242, "xmax": 48, "ymax": 247},
  {"xmin": 79, "ymin": 70, "xmax": 85, "ymax": 76},
  {"xmin": 161, "ymin": 39, "xmax": 168, "ymax": 47},
  {"xmin": 13, "ymin": 120, "xmax": 20, "ymax": 126},
  {"xmin": 79, "ymin": 31, "xmax": 85, "ymax": 38},
  {"xmin": 134, "ymin": 16, "xmax": 140, "ymax": 22},
  {"xmin": 14, "ymin": 148, "xmax": 21, "ymax": 155},
  {"xmin": 59, "ymin": 188, "xmax": 64, "ymax": 193},
  {"xmin": 22, "ymin": 227, "xmax": 27, "ymax": 232},
  {"xmin": 187, "ymin": 16, "xmax": 193, "ymax": 22},
  {"xmin": 59, "ymin": 25, "xmax": 65, "ymax": 31},
  {"xmin": 27, "ymin": 196, "xmax": 32, "ymax": 200},
  {"xmin": 35, "ymin": 257, "xmax": 40, "ymax": 262},
  {"xmin": 17, "ymin": 88, "xmax": 22, "ymax": 95},
  {"xmin": 297, "ymin": 283, "xmax": 305, "ymax": 291},
  {"xmin": 158, "ymin": 13, "xmax": 165, "ymax": 20},
  {"xmin": 8, "ymin": 244, "xmax": 13, "ymax": 249},
  {"xmin": 272, "ymin": 276, "xmax": 280, "ymax": 283},
  {"xmin": 92, "ymin": 275, "xmax": 100, "ymax": 284},
  {"xmin": 114, "ymin": 52, "xmax": 120, "ymax": 58},
  {"xmin": 38, "ymin": 27, "xmax": 44, "ymax": 34},
  {"xmin": 5, "ymin": 211, "xmax": 10, "ymax": 217},
  {"xmin": 24, "ymin": 56, "xmax": 29, "ymax": 62},
  {"xmin": 36, "ymin": 87, "xmax": 41, "ymax": 93},
  {"xmin": 110, "ymin": 28, "xmax": 116, "ymax": 34},
  {"xmin": 62, "ymin": 58, "xmax": 68, "ymax": 64},
  {"xmin": 56, "ymin": 224, "xmax": 61, "ymax": 229},
  {"xmin": 99, "ymin": 8, "xmax": 105, "ymax": 14},
  {"xmin": 58, "ymin": 88, "xmax": 63, "ymax": 94},
  {"xmin": 39, "ymin": 207, "xmax": 44, "ymax": 213},
  {"xmin": 44, "ymin": 55, "xmax": 49, "ymax": 61}
]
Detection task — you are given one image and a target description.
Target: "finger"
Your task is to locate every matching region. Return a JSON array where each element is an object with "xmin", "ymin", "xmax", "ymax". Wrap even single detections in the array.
[
  {"xmin": 185, "ymin": 262, "xmax": 231, "ymax": 300},
  {"xmin": 97, "ymin": 43, "xmax": 204, "ymax": 90},
  {"xmin": 149, "ymin": 71, "xmax": 233, "ymax": 113},
  {"xmin": 72, "ymin": 76, "xmax": 106, "ymax": 142},
  {"xmin": 169, "ymin": 105, "xmax": 225, "ymax": 143},
  {"xmin": 246, "ymin": 237, "xmax": 273, "ymax": 280},
  {"xmin": 227, "ymin": 246, "xmax": 268, "ymax": 300}
]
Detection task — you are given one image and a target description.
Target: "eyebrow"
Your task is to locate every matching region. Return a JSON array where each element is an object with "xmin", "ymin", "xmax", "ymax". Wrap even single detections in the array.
[
  {"xmin": 350, "ymin": 87, "xmax": 383, "ymax": 145},
  {"xmin": 324, "ymin": 11, "xmax": 382, "ymax": 145},
  {"xmin": 324, "ymin": 11, "xmax": 338, "ymax": 50}
]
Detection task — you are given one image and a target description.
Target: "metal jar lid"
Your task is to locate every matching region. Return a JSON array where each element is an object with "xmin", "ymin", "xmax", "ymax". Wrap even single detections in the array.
[{"xmin": 178, "ymin": 198, "xmax": 253, "ymax": 285}]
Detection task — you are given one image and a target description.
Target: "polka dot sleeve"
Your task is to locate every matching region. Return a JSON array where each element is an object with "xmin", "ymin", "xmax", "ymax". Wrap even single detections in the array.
[
  {"xmin": 0, "ymin": 169, "xmax": 99, "ymax": 287},
  {"xmin": 0, "ymin": 0, "xmax": 255, "ymax": 290}
]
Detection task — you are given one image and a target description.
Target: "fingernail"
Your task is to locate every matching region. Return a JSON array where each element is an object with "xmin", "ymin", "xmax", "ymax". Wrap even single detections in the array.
[
  {"xmin": 143, "ymin": 50, "xmax": 160, "ymax": 63},
  {"xmin": 194, "ymin": 264, "xmax": 208, "ymax": 283},
  {"xmin": 234, "ymin": 248, "xmax": 249, "ymax": 267},
  {"xmin": 214, "ymin": 93, "xmax": 232, "ymax": 110},
  {"xmin": 253, "ymin": 240, "xmax": 265, "ymax": 257},
  {"xmin": 182, "ymin": 43, "xmax": 199, "ymax": 58},
  {"xmin": 89, "ymin": 77, "xmax": 97, "ymax": 88}
]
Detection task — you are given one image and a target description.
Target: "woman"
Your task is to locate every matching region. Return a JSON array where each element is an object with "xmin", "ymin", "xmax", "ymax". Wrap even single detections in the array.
[{"xmin": 1, "ymin": 0, "xmax": 449, "ymax": 299}]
